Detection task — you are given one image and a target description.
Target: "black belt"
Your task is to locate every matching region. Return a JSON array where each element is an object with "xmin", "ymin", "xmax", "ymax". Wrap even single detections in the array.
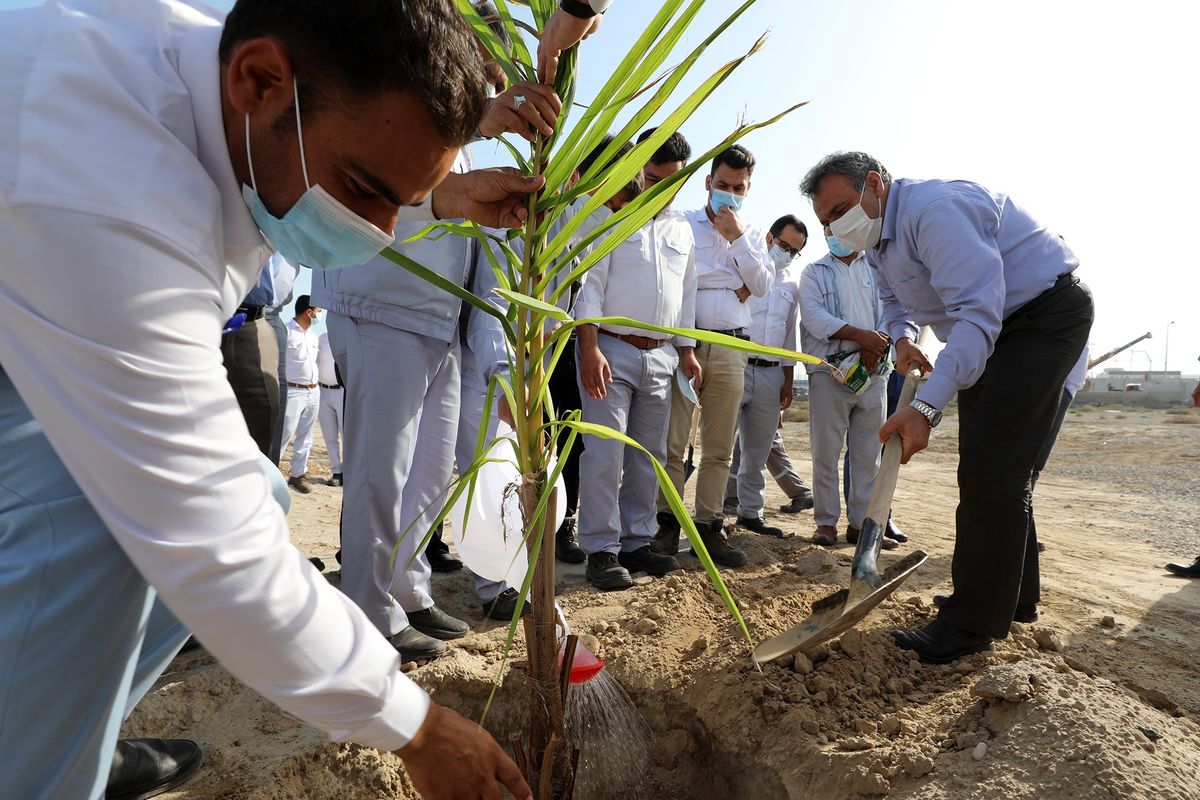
[
  {"xmin": 236, "ymin": 304, "xmax": 265, "ymax": 321},
  {"xmin": 320, "ymin": 383, "xmax": 342, "ymax": 390},
  {"xmin": 700, "ymin": 327, "xmax": 749, "ymax": 340},
  {"xmin": 747, "ymin": 357, "xmax": 779, "ymax": 368},
  {"xmin": 1004, "ymin": 272, "xmax": 1079, "ymax": 325}
]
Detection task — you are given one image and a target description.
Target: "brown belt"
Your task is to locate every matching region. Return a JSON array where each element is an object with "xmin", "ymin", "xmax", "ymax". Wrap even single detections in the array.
[
  {"xmin": 287, "ymin": 381, "xmax": 318, "ymax": 389},
  {"xmin": 599, "ymin": 328, "xmax": 667, "ymax": 350}
]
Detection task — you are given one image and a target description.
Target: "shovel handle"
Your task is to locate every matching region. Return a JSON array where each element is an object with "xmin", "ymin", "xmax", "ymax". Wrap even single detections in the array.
[{"xmin": 863, "ymin": 367, "xmax": 922, "ymax": 527}]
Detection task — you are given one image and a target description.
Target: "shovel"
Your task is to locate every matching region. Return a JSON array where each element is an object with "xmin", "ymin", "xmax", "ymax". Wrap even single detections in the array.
[{"xmin": 753, "ymin": 365, "xmax": 929, "ymax": 665}]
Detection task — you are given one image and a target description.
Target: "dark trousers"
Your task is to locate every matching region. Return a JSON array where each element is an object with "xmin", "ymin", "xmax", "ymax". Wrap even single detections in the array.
[
  {"xmin": 939, "ymin": 279, "xmax": 1093, "ymax": 639},
  {"xmin": 548, "ymin": 341, "xmax": 584, "ymax": 517},
  {"xmin": 220, "ymin": 317, "xmax": 280, "ymax": 455},
  {"xmin": 1032, "ymin": 387, "xmax": 1072, "ymax": 486},
  {"xmin": 265, "ymin": 311, "xmax": 288, "ymax": 462}
]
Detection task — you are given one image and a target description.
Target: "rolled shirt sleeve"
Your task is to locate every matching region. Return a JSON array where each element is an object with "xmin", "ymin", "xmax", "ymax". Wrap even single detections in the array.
[
  {"xmin": 0, "ymin": 208, "xmax": 429, "ymax": 752},
  {"xmin": 908, "ymin": 198, "xmax": 1006, "ymax": 410}
]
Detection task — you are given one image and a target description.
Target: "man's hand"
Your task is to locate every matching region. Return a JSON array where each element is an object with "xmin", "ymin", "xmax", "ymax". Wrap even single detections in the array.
[
  {"xmin": 837, "ymin": 325, "xmax": 889, "ymax": 362},
  {"xmin": 538, "ymin": 7, "xmax": 602, "ymax": 82},
  {"xmin": 779, "ymin": 381, "xmax": 794, "ymax": 411},
  {"xmin": 396, "ymin": 703, "xmax": 532, "ymax": 800},
  {"xmin": 432, "ymin": 168, "xmax": 545, "ymax": 228},
  {"xmin": 734, "ymin": 284, "xmax": 751, "ymax": 303},
  {"xmin": 894, "ymin": 337, "xmax": 933, "ymax": 376},
  {"xmin": 679, "ymin": 346, "xmax": 703, "ymax": 390},
  {"xmin": 879, "ymin": 406, "xmax": 931, "ymax": 465},
  {"xmin": 578, "ymin": 340, "xmax": 614, "ymax": 398},
  {"xmin": 713, "ymin": 206, "xmax": 745, "ymax": 243},
  {"xmin": 478, "ymin": 82, "xmax": 560, "ymax": 142}
]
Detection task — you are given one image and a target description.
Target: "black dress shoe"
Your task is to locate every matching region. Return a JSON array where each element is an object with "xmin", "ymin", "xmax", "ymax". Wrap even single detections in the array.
[
  {"xmin": 932, "ymin": 594, "xmax": 1038, "ymax": 623},
  {"xmin": 107, "ymin": 738, "xmax": 202, "ymax": 800},
  {"xmin": 586, "ymin": 552, "xmax": 634, "ymax": 591},
  {"xmin": 326, "ymin": 473, "xmax": 343, "ymax": 487},
  {"xmin": 737, "ymin": 515, "xmax": 784, "ymax": 538},
  {"xmin": 891, "ymin": 619, "xmax": 994, "ymax": 664},
  {"xmin": 389, "ymin": 626, "xmax": 446, "ymax": 661},
  {"xmin": 555, "ymin": 516, "xmax": 586, "ymax": 564},
  {"xmin": 308, "ymin": 555, "xmax": 326, "ymax": 572},
  {"xmin": 884, "ymin": 518, "xmax": 908, "ymax": 543},
  {"xmin": 481, "ymin": 588, "xmax": 531, "ymax": 621},
  {"xmin": 427, "ymin": 548, "xmax": 463, "ymax": 572},
  {"xmin": 618, "ymin": 544, "xmax": 679, "ymax": 576},
  {"xmin": 651, "ymin": 511, "xmax": 681, "ymax": 556},
  {"xmin": 407, "ymin": 606, "xmax": 469, "ymax": 640},
  {"xmin": 1165, "ymin": 557, "xmax": 1200, "ymax": 578},
  {"xmin": 779, "ymin": 494, "xmax": 814, "ymax": 514}
]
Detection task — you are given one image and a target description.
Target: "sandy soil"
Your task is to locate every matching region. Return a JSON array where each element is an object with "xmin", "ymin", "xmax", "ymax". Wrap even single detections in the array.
[{"xmin": 124, "ymin": 405, "xmax": 1200, "ymax": 799}]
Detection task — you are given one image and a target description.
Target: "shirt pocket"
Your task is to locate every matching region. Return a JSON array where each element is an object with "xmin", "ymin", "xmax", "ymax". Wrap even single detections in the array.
[{"xmin": 659, "ymin": 236, "xmax": 689, "ymax": 275}]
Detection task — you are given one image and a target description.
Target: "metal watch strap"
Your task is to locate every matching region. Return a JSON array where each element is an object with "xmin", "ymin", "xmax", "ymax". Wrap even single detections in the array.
[
  {"xmin": 909, "ymin": 399, "xmax": 941, "ymax": 428},
  {"xmin": 560, "ymin": 0, "xmax": 598, "ymax": 18}
]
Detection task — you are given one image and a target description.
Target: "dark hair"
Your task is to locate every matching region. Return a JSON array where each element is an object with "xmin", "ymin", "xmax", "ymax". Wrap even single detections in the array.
[
  {"xmin": 219, "ymin": 0, "xmax": 487, "ymax": 146},
  {"xmin": 711, "ymin": 144, "xmax": 755, "ymax": 176},
  {"xmin": 637, "ymin": 128, "xmax": 692, "ymax": 165},
  {"xmin": 474, "ymin": 1, "xmax": 513, "ymax": 52},
  {"xmin": 295, "ymin": 294, "xmax": 312, "ymax": 315},
  {"xmin": 800, "ymin": 151, "xmax": 892, "ymax": 197},
  {"xmin": 579, "ymin": 135, "xmax": 643, "ymax": 199},
  {"xmin": 769, "ymin": 215, "xmax": 808, "ymax": 240}
]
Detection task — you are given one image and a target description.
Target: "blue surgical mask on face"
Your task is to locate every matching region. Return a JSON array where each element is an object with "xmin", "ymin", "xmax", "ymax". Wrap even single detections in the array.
[
  {"xmin": 242, "ymin": 77, "xmax": 395, "ymax": 270},
  {"xmin": 709, "ymin": 188, "xmax": 744, "ymax": 215},
  {"xmin": 826, "ymin": 234, "xmax": 855, "ymax": 258}
]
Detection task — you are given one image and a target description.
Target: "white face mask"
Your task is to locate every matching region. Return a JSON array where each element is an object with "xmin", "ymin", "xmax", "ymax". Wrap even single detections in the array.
[
  {"xmin": 768, "ymin": 244, "xmax": 792, "ymax": 269},
  {"xmin": 829, "ymin": 178, "xmax": 884, "ymax": 252}
]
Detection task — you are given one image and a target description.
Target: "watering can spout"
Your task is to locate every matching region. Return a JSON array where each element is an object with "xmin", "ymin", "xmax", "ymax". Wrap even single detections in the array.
[{"xmin": 560, "ymin": 639, "xmax": 605, "ymax": 684}]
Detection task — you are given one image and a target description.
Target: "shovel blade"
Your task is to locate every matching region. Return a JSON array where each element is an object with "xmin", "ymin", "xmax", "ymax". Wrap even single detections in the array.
[{"xmin": 753, "ymin": 550, "xmax": 928, "ymax": 665}]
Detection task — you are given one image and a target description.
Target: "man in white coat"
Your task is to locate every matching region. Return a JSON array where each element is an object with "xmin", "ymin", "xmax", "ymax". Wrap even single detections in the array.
[{"xmin": 0, "ymin": 2, "xmax": 541, "ymax": 798}]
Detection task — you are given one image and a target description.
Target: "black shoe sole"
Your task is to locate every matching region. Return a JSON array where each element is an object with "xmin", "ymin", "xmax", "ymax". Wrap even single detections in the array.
[
  {"xmin": 587, "ymin": 571, "xmax": 634, "ymax": 591},
  {"xmin": 556, "ymin": 550, "xmax": 586, "ymax": 564},
  {"xmin": 618, "ymin": 556, "xmax": 679, "ymax": 577},
  {"xmin": 891, "ymin": 631, "xmax": 994, "ymax": 665},
  {"xmin": 107, "ymin": 749, "xmax": 203, "ymax": 800}
]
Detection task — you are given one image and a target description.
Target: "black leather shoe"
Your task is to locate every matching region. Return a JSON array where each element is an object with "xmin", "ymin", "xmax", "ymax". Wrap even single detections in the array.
[
  {"xmin": 389, "ymin": 626, "xmax": 446, "ymax": 661},
  {"xmin": 586, "ymin": 552, "xmax": 634, "ymax": 591},
  {"xmin": 326, "ymin": 473, "xmax": 343, "ymax": 487},
  {"xmin": 407, "ymin": 605, "xmax": 469, "ymax": 640},
  {"xmin": 651, "ymin": 511, "xmax": 681, "ymax": 556},
  {"xmin": 779, "ymin": 494, "xmax": 814, "ymax": 513},
  {"xmin": 737, "ymin": 515, "xmax": 784, "ymax": 538},
  {"xmin": 555, "ymin": 516, "xmax": 586, "ymax": 564},
  {"xmin": 891, "ymin": 618, "xmax": 994, "ymax": 664},
  {"xmin": 694, "ymin": 520, "xmax": 746, "ymax": 568},
  {"xmin": 106, "ymin": 738, "xmax": 202, "ymax": 800},
  {"xmin": 1166, "ymin": 557, "xmax": 1200, "ymax": 578},
  {"xmin": 618, "ymin": 544, "xmax": 679, "ymax": 576},
  {"xmin": 884, "ymin": 518, "xmax": 908, "ymax": 543},
  {"xmin": 847, "ymin": 523, "xmax": 897, "ymax": 550},
  {"xmin": 308, "ymin": 556, "xmax": 325, "ymax": 572},
  {"xmin": 482, "ymin": 588, "xmax": 531, "ymax": 621},
  {"xmin": 932, "ymin": 594, "xmax": 1038, "ymax": 623}
]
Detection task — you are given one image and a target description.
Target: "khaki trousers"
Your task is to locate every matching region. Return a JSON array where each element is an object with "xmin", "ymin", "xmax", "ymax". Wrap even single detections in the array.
[{"xmin": 657, "ymin": 341, "xmax": 747, "ymax": 522}]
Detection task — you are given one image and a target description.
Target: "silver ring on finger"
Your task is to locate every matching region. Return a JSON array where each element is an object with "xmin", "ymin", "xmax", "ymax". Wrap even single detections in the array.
[{"xmin": 513, "ymin": 94, "xmax": 526, "ymax": 112}]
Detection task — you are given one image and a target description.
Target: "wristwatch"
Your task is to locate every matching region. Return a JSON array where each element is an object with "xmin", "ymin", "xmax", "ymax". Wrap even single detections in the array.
[
  {"xmin": 909, "ymin": 399, "xmax": 943, "ymax": 428},
  {"xmin": 560, "ymin": 0, "xmax": 599, "ymax": 18}
]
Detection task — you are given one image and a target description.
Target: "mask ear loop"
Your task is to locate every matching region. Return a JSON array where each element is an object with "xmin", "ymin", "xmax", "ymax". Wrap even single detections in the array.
[
  {"xmin": 244, "ymin": 114, "xmax": 258, "ymax": 192},
  {"xmin": 292, "ymin": 75, "xmax": 311, "ymax": 190}
]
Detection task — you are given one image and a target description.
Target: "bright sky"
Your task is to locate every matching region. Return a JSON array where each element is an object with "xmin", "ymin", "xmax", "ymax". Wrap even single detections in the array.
[{"xmin": 7, "ymin": 0, "xmax": 1191, "ymax": 374}]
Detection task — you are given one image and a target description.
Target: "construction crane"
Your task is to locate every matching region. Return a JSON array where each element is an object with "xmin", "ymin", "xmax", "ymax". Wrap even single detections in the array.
[{"xmin": 1088, "ymin": 332, "xmax": 1152, "ymax": 370}]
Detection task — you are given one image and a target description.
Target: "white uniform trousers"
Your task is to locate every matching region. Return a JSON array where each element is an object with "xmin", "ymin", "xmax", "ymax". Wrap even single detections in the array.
[
  {"xmin": 318, "ymin": 385, "xmax": 344, "ymax": 475},
  {"xmin": 807, "ymin": 370, "xmax": 886, "ymax": 528},
  {"xmin": 327, "ymin": 313, "xmax": 459, "ymax": 637},
  {"xmin": 282, "ymin": 386, "xmax": 319, "ymax": 479},
  {"xmin": 731, "ymin": 363, "xmax": 785, "ymax": 519}
]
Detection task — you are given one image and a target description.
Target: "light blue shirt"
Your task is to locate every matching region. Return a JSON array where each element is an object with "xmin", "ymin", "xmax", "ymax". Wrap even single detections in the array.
[
  {"xmin": 869, "ymin": 178, "xmax": 1079, "ymax": 410},
  {"xmin": 242, "ymin": 252, "xmax": 298, "ymax": 309}
]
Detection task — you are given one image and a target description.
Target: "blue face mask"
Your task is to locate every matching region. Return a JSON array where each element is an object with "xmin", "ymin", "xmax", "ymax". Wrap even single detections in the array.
[
  {"xmin": 826, "ymin": 234, "xmax": 855, "ymax": 258},
  {"xmin": 242, "ymin": 78, "xmax": 395, "ymax": 270},
  {"xmin": 709, "ymin": 188, "xmax": 744, "ymax": 215}
]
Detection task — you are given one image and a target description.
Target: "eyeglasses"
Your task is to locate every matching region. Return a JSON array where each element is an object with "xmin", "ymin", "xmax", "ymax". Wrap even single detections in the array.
[{"xmin": 775, "ymin": 240, "xmax": 803, "ymax": 257}]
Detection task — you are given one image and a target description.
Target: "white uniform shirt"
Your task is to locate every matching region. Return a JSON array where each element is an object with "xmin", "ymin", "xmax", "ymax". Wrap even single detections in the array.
[
  {"xmin": 317, "ymin": 333, "xmax": 339, "ymax": 387},
  {"xmin": 1064, "ymin": 346, "xmax": 1089, "ymax": 397},
  {"xmin": 745, "ymin": 265, "xmax": 800, "ymax": 366},
  {"xmin": 286, "ymin": 319, "xmax": 320, "ymax": 386},
  {"xmin": 573, "ymin": 212, "xmax": 697, "ymax": 346},
  {"xmin": 834, "ymin": 256, "xmax": 879, "ymax": 337},
  {"xmin": 683, "ymin": 208, "xmax": 773, "ymax": 331},
  {"xmin": 0, "ymin": 2, "xmax": 429, "ymax": 750}
]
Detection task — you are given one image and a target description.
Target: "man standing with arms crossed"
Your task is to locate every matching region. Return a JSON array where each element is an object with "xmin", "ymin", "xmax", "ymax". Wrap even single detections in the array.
[{"xmin": 653, "ymin": 146, "xmax": 774, "ymax": 567}]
